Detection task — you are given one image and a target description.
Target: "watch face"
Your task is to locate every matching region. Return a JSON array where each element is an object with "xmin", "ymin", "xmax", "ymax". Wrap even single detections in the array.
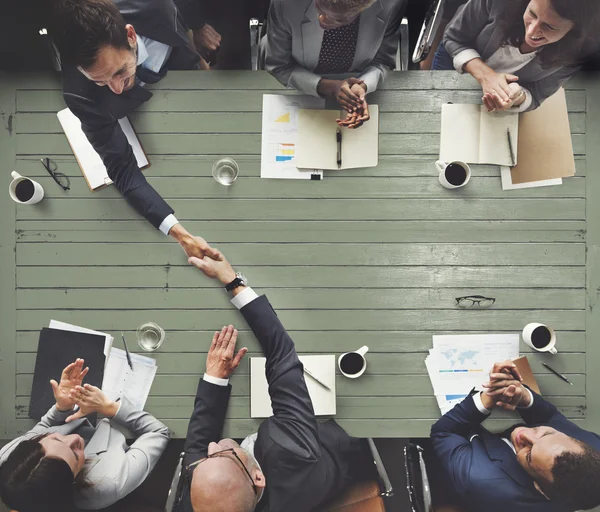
[{"xmin": 236, "ymin": 272, "xmax": 248, "ymax": 286}]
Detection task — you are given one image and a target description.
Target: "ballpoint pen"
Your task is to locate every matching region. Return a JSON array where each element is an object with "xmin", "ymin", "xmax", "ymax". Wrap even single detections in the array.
[
  {"xmin": 303, "ymin": 367, "xmax": 332, "ymax": 390},
  {"xmin": 541, "ymin": 362, "xmax": 573, "ymax": 386},
  {"xmin": 336, "ymin": 127, "xmax": 342, "ymax": 169},
  {"xmin": 507, "ymin": 128, "xmax": 516, "ymax": 167},
  {"xmin": 121, "ymin": 331, "xmax": 134, "ymax": 371}
]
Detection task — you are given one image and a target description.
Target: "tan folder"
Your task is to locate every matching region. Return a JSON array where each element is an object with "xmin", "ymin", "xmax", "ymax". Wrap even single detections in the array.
[{"xmin": 513, "ymin": 355, "xmax": 541, "ymax": 395}]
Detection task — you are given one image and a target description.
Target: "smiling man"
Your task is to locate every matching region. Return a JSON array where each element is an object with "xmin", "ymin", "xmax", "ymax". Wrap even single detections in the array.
[
  {"xmin": 430, "ymin": 360, "xmax": 600, "ymax": 512},
  {"xmin": 52, "ymin": 0, "xmax": 223, "ymax": 260}
]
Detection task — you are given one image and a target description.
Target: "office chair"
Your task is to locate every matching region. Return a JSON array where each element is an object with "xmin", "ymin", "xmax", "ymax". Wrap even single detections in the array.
[
  {"xmin": 395, "ymin": 17, "xmax": 410, "ymax": 71},
  {"xmin": 412, "ymin": 0, "xmax": 445, "ymax": 64},
  {"xmin": 39, "ymin": 28, "xmax": 62, "ymax": 71},
  {"xmin": 165, "ymin": 438, "xmax": 394, "ymax": 512},
  {"xmin": 404, "ymin": 442, "xmax": 433, "ymax": 512}
]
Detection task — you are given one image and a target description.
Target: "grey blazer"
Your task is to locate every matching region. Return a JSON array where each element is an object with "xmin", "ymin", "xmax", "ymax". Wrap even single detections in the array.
[
  {"xmin": 264, "ymin": 0, "xmax": 407, "ymax": 96},
  {"xmin": 0, "ymin": 398, "xmax": 170, "ymax": 510},
  {"xmin": 442, "ymin": 0, "xmax": 582, "ymax": 111}
]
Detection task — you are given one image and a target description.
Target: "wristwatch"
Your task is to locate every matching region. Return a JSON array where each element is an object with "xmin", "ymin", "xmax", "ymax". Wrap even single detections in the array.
[{"xmin": 225, "ymin": 272, "xmax": 248, "ymax": 292}]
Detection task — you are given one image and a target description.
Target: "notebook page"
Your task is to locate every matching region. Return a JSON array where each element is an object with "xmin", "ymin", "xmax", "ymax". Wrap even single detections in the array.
[
  {"xmin": 102, "ymin": 349, "xmax": 157, "ymax": 411},
  {"xmin": 341, "ymin": 105, "xmax": 379, "ymax": 169},
  {"xmin": 478, "ymin": 108, "xmax": 519, "ymax": 166},
  {"xmin": 296, "ymin": 109, "xmax": 340, "ymax": 170},
  {"xmin": 439, "ymin": 104, "xmax": 481, "ymax": 164}
]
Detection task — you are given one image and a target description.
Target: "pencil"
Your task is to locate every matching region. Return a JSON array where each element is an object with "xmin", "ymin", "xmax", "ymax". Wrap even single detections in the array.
[
  {"xmin": 121, "ymin": 331, "xmax": 134, "ymax": 371},
  {"xmin": 541, "ymin": 362, "xmax": 572, "ymax": 385},
  {"xmin": 507, "ymin": 128, "xmax": 516, "ymax": 167},
  {"xmin": 303, "ymin": 367, "xmax": 331, "ymax": 390}
]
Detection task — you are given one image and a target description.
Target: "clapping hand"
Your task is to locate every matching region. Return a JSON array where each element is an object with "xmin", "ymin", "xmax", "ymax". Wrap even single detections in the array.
[
  {"xmin": 205, "ymin": 325, "xmax": 248, "ymax": 380},
  {"xmin": 482, "ymin": 360, "xmax": 530, "ymax": 411},
  {"xmin": 51, "ymin": 359, "xmax": 89, "ymax": 412},
  {"xmin": 66, "ymin": 384, "xmax": 119, "ymax": 422}
]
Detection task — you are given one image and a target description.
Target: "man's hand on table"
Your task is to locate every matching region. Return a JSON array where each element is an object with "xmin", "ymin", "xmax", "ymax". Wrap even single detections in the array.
[
  {"xmin": 52, "ymin": 358, "xmax": 90, "ymax": 412},
  {"xmin": 481, "ymin": 360, "xmax": 531, "ymax": 411},
  {"xmin": 169, "ymin": 223, "xmax": 222, "ymax": 261},
  {"xmin": 205, "ymin": 325, "xmax": 247, "ymax": 380}
]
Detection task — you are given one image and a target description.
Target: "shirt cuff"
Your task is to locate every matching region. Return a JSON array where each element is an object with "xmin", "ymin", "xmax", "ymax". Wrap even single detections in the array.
[
  {"xmin": 159, "ymin": 214, "xmax": 179, "ymax": 236},
  {"xmin": 509, "ymin": 87, "xmax": 533, "ymax": 113},
  {"xmin": 518, "ymin": 387, "xmax": 534, "ymax": 409},
  {"xmin": 453, "ymin": 49, "xmax": 482, "ymax": 73},
  {"xmin": 203, "ymin": 373, "xmax": 229, "ymax": 386},
  {"xmin": 473, "ymin": 392, "xmax": 493, "ymax": 415},
  {"xmin": 230, "ymin": 287, "xmax": 259, "ymax": 310}
]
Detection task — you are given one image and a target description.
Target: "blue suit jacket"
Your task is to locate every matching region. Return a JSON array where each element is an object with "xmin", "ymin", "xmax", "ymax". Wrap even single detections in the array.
[{"xmin": 430, "ymin": 391, "xmax": 600, "ymax": 512}]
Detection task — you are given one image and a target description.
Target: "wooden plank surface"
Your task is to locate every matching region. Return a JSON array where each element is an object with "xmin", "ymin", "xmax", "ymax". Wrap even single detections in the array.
[{"xmin": 4, "ymin": 70, "xmax": 595, "ymax": 440}]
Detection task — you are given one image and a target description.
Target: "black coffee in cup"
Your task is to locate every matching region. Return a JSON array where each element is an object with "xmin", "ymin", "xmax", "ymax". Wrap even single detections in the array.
[
  {"xmin": 15, "ymin": 180, "xmax": 35, "ymax": 202},
  {"xmin": 532, "ymin": 326, "xmax": 552, "ymax": 349},
  {"xmin": 445, "ymin": 164, "xmax": 468, "ymax": 186},
  {"xmin": 340, "ymin": 352, "xmax": 364, "ymax": 375}
]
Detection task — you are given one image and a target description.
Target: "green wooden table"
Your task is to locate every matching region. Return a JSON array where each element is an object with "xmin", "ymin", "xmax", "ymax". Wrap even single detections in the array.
[{"xmin": 1, "ymin": 71, "xmax": 599, "ymax": 439}]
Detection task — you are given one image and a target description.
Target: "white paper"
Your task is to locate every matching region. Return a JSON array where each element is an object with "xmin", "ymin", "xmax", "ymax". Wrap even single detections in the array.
[
  {"xmin": 250, "ymin": 355, "xmax": 336, "ymax": 417},
  {"xmin": 260, "ymin": 94, "xmax": 325, "ymax": 180},
  {"xmin": 500, "ymin": 166, "xmax": 562, "ymax": 190},
  {"xmin": 49, "ymin": 319, "xmax": 113, "ymax": 357},
  {"xmin": 102, "ymin": 348, "xmax": 157, "ymax": 411},
  {"xmin": 440, "ymin": 104, "xmax": 519, "ymax": 166},
  {"xmin": 428, "ymin": 334, "xmax": 519, "ymax": 395},
  {"xmin": 57, "ymin": 108, "xmax": 148, "ymax": 190}
]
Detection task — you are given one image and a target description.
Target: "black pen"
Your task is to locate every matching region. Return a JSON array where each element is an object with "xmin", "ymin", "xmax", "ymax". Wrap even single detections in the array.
[
  {"xmin": 507, "ymin": 128, "xmax": 516, "ymax": 167},
  {"xmin": 541, "ymin": 361, "xmax": 572, "ymax": 385},
  {"xmin": 336, "ymin": 127, "xmax": 342, "ymax": 169},
  {"xmin": 121, "ymin": 331, "xmax": 134, "ymax": 371}
]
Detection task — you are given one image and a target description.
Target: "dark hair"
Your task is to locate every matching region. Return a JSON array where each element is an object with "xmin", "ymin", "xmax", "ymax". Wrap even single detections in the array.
[
  {"xmin": 537, "ymin": 440, "xmax": 600, "ymax": 510},
  {"xmin": 497, "ymin": 0, "xmax": 600, "ymax": 68},
  {"xmin": 52, "ymin": 0, "xmax": 131, "ymax": 68},
  {"xmin": 0, "ymin": 435, "xmax": 90, "ymax": 512}
]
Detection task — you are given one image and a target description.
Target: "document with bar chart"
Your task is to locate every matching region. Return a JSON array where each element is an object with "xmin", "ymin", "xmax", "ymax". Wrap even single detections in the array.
[{"xmin": 261, "ymin": 94, "xmax": 325, "ymax": 179}]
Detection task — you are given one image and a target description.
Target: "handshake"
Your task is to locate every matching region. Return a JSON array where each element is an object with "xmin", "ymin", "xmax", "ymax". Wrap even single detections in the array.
[{"xmin": 480, "ymin": 360, "xmax": 532, "ymax": 411}]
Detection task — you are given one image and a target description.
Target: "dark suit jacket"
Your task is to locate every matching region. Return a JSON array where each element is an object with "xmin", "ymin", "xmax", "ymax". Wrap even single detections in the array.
[
  {"xmin": 61, "ymin": 0, "xmax": 202, "ymax": 230},
  {"xmin": 180, "ymin": 295, "xmax": 366, "ymax": 512},
  {"xmin": 430, "ymin": 390, "xmax": 600, "ymax": 512}
]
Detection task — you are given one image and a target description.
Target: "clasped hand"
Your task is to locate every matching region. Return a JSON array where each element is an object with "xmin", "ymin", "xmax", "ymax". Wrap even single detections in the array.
[
  {"xmin": 481, "ymin": 360, "xmax": 531, "ymax": 411},
  {"xmin": 480, "ymin": 71, "xmax": 524, "ymax": 112}
]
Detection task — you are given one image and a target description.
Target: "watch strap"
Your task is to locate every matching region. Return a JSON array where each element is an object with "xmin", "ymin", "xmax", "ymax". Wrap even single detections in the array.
[{"xmin": 225, "ymin": 275, "xmax": 244, "ymax": 292}]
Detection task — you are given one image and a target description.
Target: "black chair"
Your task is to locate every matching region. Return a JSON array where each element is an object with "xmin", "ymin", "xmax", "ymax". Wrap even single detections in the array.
[
  {"xmin": 412, "ymin": 0, "xmax": 445, "ymax": 64},
  {"xmin": 404, "ymin": 442, "xmax": 433, "ymax": 512}
]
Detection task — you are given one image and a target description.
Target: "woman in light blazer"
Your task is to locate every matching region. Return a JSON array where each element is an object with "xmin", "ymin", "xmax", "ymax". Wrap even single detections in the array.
[
  {"xmin": 433, "ymin": 0, "xmax": 600, "ymax": 112},
  {"xmin": 0, "ymin": 359, "xmax": 170, "ymax": 512},
  {"xmin": 264, "ymin": 0, "xmax": 407, "ymax": 127}
]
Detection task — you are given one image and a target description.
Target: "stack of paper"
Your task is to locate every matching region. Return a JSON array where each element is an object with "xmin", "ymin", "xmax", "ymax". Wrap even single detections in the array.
[
  {"xmin": 49, "ymin": 320, "xmax": 157, "ymax": 411},
  {"xmin": 426, "ymin": 334, "xmax": 519, "ymax": 415}
]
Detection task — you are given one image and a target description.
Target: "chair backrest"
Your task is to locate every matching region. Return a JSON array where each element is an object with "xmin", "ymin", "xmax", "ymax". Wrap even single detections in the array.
[
  {"xmin": 164, "ymin": 452, "xmax": 185, "ymax": 512},
  {"xmin": 412, "ymin": 0, "xmax": 445, "ymax": 64},
  {"xmin": 396, "ymin": 17, "xmax": 410, "ymax": 71},
  {"xmin": 404, "ymin": 443, "xmax": 433, "ymax": 512}
]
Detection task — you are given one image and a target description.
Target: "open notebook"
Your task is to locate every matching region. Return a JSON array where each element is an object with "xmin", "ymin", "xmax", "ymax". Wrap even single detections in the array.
[
  {"xmin": 296, "ymin": 106, "xmax": 379, "ymax": 170},
  {"xmin": 250, "ymin": 355, "xmax": 336, "ymax": 417},
  {"xmin": 57, "ymin": 108, "xmax": 149, "ymax": 191},
  {"xmin": 440, "ymin": 104, "xmax": 519, "ymax": 166}
]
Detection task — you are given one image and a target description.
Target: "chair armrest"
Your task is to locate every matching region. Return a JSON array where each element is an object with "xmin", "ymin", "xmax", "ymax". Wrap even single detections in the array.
[
  {"xmin": 413, "ymin": 0, "xmax": 445, "ymax": 64},
  {"xmin": 396, "ymin": 17, "xmax": 410, "ymax": 71},
  {"xmin": 164, "ymin": 452, "xmax": 185, "ymax": 512},
  {"xmin": 367, "ymin": 438, "xmax": 394, "ymax": 497}
]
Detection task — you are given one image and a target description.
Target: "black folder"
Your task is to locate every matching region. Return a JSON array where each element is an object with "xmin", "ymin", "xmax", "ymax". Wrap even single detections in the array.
[{"xmin": 29, "ymin": 327, "xmax": 106, "ymax": 420}]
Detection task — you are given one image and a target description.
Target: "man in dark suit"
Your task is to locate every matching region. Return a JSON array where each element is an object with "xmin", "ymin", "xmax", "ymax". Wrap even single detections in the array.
[
  {"xmin": 177, "ymin": 252, "xmax": 374, "ymax": 512},
  {"xmin": 431, "ymin": 360, "xmax": 600, "ymax": 512},
  {"xmin": 52, "ymin": 0, "xmax": 222, "ymax": 259}
]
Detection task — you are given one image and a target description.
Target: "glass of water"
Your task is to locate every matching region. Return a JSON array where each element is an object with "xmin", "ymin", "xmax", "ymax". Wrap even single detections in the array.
[
  {"xmin": 212, "ymin": 157, "xmax": 239, "ymax": 186},
  {"xmin": 136, "ymin": 322, "xmax": 165, "ymax": 352}
]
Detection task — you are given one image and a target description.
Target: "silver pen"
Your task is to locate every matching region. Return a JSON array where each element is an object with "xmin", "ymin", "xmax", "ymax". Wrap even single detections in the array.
[
  {"xmin": 507, "ymin": 128, "xmax": 516, "ymax": 167},
  {"xmin": 303, "ymin": 367, "xmax": 332, "ymax": 390}
]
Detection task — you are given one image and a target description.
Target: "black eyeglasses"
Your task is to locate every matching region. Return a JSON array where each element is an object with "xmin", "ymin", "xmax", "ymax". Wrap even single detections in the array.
[
  {"xmin": 455, "ymin": 295, "xmax": 496, "ymax": 308},
  {"xmin": 40, "ymin": 158, "xmax": 70, "ymax": 191},
  {"xmin": 186, "ymin": 448, "xmax": 257, "ymax": 496}
]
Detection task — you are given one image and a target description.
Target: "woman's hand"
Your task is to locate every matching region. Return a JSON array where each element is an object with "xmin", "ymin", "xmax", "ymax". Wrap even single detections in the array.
[
  {"xmin": 66, "ymin": 384, "xmax": 119, "ymax": 422},
  {"xmin": 51, "ymin": 359, "xmax": 89, "ymax": 412},
  {"xmin": 479, "ymin": 70, "xmax": 520, "ymax": 111},
  {"xmin": 483, "ymin": 82, "xmax": 525, "ymax": 112}
]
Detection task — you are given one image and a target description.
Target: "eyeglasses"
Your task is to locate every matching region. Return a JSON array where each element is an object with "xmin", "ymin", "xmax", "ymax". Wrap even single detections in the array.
[
  {"xmin": 186, "ymin": 448, "xmax": 258, "ymax": 496},
  {"xmin": 40, "ymin": 158, "xmax": 70, "ymax": 191},
  {"xmin": 455, "ymin": 295, "xmax": 496, "ymax": 308}
]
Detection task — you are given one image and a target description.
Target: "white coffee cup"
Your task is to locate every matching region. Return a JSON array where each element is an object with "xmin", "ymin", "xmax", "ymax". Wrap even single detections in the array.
[
  {"xmin": 522, "ymin": 323, "xmax": 557, "ymax": 354},
  {"xmin": 9, "ymin": 171, "xmax": 44, "ymax": 204},
  {"xmin": 338, "ymin": 345, "xmax": 369, "ymax": 378},
  {"xmin": 435, "ymin": 160, "xmax": 471, "ymax": 189}
]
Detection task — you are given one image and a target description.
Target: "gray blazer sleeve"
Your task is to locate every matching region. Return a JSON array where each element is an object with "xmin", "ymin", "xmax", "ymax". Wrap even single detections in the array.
[
  {"xmin": 520, "ymin": 65, "xmax": 581, "ymax": 111},
  {"xmin": 76, "ymin": 399, "xmax": 170, "ymax": 509},
  {"xmin": 264, "ymin": 0, "xmax": 322, "ymax": 96}
]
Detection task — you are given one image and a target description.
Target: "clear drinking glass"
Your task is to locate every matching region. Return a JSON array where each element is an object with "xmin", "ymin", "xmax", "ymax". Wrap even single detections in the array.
[
  {"xmin": 212, "ymin": 157, "xmax": 239, "ymax": 186},
  {"xmin": 136, "ymin": 322, "xmax": 165, "ymax": 351}
]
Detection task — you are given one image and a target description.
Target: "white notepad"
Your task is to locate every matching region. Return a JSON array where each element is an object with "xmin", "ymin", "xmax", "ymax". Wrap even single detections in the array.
[
  {"xmin": 57, "ymin": 108, "xmax": 149, "ymax": 190},
  {"xmin": 102, "ymin": 349, "xmax": 157, "ymax": 411},
  {"xmin": 439, "ymin": 104, "xmax": 519, "ymax": 166},
  {"xmin": 296, "ymin": 106, "xmax": 379, "ymax": 170},
  {"xmin": 250, "ymin": 355, "xmax": 336, "ymax": 418}
]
